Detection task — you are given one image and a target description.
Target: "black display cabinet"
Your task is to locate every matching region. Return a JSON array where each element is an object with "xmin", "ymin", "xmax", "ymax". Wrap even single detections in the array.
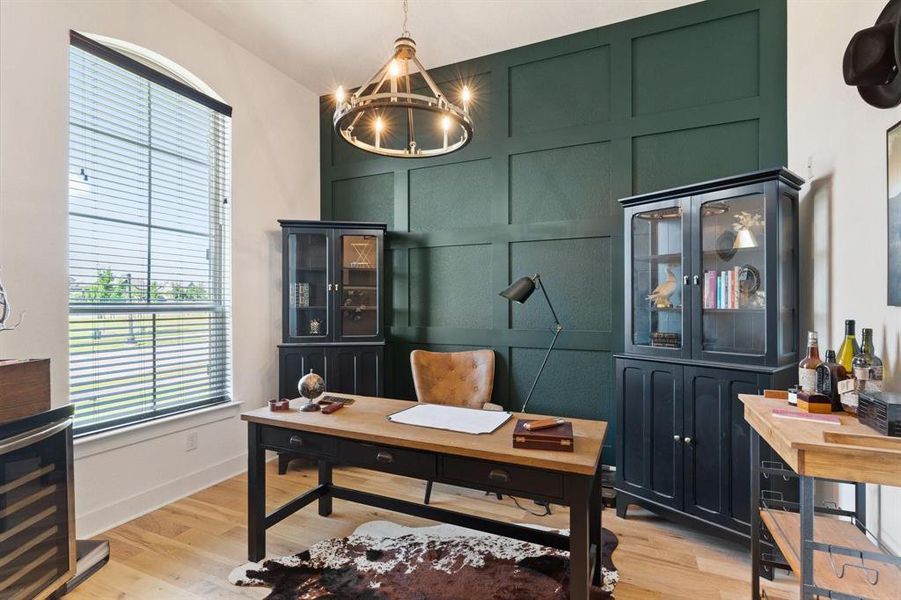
[
  {"xmin": 615, "ymin": 168, "xmax": 803, "ymax": 541},
  {"xmin": 277, "ymin": 220, "xmax": 386, "ymax": 471}
]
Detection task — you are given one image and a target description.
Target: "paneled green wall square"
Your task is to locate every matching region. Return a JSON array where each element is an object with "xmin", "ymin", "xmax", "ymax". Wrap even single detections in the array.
[
  {"xmin": 509, "ymin": 45, "xmax": 610, "ymax": 136},
  {"xmin": 632, "ymin": 120, "xmax": 760, "ymax": 194},
  {"xmin": 632, "ymin": 11, "xmax": 760, "ymax": 116},
  {"xmin": 510, "ymin": 237, "xmax": 612, "ymax": 332},
  {"xmin": 409, "ymin": 159, "xmax": 493, "ymax": 232},
  {"xmin": 509, "ymin": 143, "xmax": 612, "ymax": 224},
  {"xmin": 332, "ymin": 173, "xmax": 395, "ymax": 229},
  {"xmin": 409, "ymin": 244, "xmax": 493, "ymax": 328}
]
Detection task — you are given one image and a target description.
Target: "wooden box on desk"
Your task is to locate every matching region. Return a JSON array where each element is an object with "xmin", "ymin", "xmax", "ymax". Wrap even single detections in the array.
[
  {"xmin": 0, "ymin": 358, "xmax": 50, "ymax": 424},
  {"xmin": 512, "ymin": 419, "xmax": 574, "ymax": 452}
]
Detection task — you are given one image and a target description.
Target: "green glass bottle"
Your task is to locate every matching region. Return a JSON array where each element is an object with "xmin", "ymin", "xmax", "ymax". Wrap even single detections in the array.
[
  {"xmin": 836, "ymin": 319, "xmax": 859, "ymax": 372},
  {"xmin": 852, "ymin": 328, "xmax": 884, "ymax": 384}
]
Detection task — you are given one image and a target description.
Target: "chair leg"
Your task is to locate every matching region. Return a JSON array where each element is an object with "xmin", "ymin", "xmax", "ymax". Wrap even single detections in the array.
[{"xmin": 424, "ymin": 480, "xmax": 433, "ymax": 505}]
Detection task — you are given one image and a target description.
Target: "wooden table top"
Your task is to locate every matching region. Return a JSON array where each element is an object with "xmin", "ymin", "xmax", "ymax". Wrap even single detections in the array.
[
  {"xmin": 739, "ymin": 394, "xmax": 901, "ymax": 486},
  {"xmin": 243, "ymin": 394, "xmax": 606, "ymax": 476}
]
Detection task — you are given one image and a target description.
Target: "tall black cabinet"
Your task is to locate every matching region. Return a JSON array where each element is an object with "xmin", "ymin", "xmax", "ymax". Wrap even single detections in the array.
[
  {"xmin": 278, "ymin": 220, "xmax": 386, "ymax": 402},
  {"xmin": 615, "ymin": 168, "xmax": 802, "ymax": 540}
]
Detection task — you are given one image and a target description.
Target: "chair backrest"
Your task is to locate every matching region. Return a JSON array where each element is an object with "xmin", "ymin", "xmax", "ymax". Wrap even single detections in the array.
[{"xmin": 410, "ymin": 349, "xmax": 495, "ymax": 409}]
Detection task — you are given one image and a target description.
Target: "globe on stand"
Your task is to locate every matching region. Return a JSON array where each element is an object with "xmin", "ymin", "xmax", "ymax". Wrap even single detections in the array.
[{"xmin": 297, "ymin": 369, "xmax": 325, "ymax": 412}]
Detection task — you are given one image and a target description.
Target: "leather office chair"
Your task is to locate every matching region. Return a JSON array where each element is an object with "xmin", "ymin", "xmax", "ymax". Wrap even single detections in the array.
[{"xmin": 410, "ymin": 349, "xmax": 502, "ymax": 504}]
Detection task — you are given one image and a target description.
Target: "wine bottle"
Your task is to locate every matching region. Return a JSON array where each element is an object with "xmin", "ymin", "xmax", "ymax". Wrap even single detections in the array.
[
  {"xmin": 852, "ymin": 328, "xmax": 884, "ymax": 390},
  {"xmin": 798, "ymin": 331, "xmax": 822, "ymax": 392},
  {"xmin": 836, "ymin": 319, "xmax": 859, "ymax": 372}
]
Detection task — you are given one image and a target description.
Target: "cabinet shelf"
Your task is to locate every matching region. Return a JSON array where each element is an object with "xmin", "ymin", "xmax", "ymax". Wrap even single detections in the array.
[
  {"xmin": 702, "ymin": 308, "xmax": 765, "ymax": 313},
  {"xmin": 648, "ymin": 306, "xmax": 683, "ymax": 312},
  {"xmin": 760, "ymin": 508, "xmax": 901, "ymax": 599},
  {"xmin": 635, "ymin": 253, "xmax": 682, "ymax": 263}
]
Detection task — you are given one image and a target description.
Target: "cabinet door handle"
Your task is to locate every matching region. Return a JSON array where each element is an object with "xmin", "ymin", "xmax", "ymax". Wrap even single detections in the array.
[
  {"xmin": 289, "ymin": 435, "xmax": 304, "ymax": 447},
  {"xmin": 673, "ymin": 434, "xmax": 681, "ymax": 441},
  {"xmin": 488, "ymin": 469, "xmax": 510, "ymax": 483},
  {"xmin": 376, "ymin": 451, "xmax": 394, "ymax": 464},
  {"xmin": 692, "ymin": 275, "xmax": 700, "ymax": 285},
  {"xmin": 327, "ymin": 283, "xmax": 333, "ymax": 292},
  {"xmin": 683, "ymin": 275, "xmax": 690, "ymax": 285},
  {"xmin": 334, "ymin": 283, "xmax": 340, "ymax": 293},
  {"xmin": 683, "ymin": 436, "xmax": 693, "ymax": 445}
]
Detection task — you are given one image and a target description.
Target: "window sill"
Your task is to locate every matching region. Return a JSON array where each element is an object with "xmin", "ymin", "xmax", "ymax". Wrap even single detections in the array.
[{"xmin": 73, "ymin": 400, "xmax": 244, "ymax": 460}]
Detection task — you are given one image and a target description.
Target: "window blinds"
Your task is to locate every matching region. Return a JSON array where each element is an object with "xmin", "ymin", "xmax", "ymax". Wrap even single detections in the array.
[{"xmin": 68, "ymin": 33, "xmax": 232, "ymax": 435}]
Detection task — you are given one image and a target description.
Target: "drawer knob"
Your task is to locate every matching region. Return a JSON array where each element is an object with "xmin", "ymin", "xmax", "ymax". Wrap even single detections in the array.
[
  {"xmin": 673, "ymin": 434, "xmax": 681, "ymax": 441},
  {"xmin": 376, "ymin": 451, "xmax": 394, "ymax": 464},
  {"xmin": 289, "ymin": 435, "xmax": 304, "ymax": 447},
  {"xmin": 683, "ymin": 436, "xmax": 693, "ymax": 445},
  {"xmin": 488, "ymin": 469, "xmax": 510, "ymax": 483}
]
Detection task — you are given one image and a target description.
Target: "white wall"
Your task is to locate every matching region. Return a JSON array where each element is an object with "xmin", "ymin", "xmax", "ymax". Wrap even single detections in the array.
[
  {"xmin": 788, "ymin": 0, "xmax": 901, "ymax": 553},
  {"xmin": 0, "ymin": 0, "xmax": 320, "ymax": 536}
]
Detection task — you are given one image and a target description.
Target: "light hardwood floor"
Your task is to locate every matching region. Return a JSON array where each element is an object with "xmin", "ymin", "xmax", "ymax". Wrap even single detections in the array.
[{"xmin": 69, "ymin": 461, "xmax": 797, "ymax": 599}]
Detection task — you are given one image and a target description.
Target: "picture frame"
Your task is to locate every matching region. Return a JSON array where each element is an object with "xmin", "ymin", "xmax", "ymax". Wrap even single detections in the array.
[{"xmin": 888, "ymin": 118, "xmax": 901, "ymax": 306}]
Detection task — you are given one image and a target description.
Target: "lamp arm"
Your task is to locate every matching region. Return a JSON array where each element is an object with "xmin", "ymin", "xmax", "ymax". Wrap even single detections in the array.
[
  {"xmin": 533, "ymin": 274, "xmax": 562, "ymax": 330},
  {"xmin": 521, "ymin": 318, "xmax": 562, "ymax": 414}
]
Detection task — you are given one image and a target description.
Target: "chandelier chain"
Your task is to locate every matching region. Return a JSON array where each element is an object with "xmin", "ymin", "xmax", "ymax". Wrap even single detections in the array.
[{"xmin": 401, "ymin": 0, "xmax": 410, "ymax": 37}]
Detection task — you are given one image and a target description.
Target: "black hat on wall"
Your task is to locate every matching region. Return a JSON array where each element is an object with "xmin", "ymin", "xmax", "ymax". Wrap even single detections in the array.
[{"xmin": 843, "ymin": 0, "xmax": 901, "ymax": 108}]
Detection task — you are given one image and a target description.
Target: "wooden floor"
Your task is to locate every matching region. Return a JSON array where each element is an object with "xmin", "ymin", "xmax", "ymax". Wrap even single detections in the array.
[{"xmin": 69, "ymin": 461, "xmax": 797, "ymax": 599}]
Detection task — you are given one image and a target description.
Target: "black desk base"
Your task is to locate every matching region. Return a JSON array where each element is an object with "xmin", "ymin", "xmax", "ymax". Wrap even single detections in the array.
[{"xmin": 247, "ymin": 422, "xmax": 604, "ymax": 599}]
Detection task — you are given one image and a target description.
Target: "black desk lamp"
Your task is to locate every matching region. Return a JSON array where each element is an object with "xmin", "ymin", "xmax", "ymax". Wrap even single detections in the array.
[{"xmin": 499, "ymin": 273, "xmax": 563, "ymax": 413}]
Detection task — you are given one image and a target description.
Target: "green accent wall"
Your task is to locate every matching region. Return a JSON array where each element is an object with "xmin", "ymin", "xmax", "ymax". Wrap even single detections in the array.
[{"xmin": 320, "ymin": 0, "xmax": 787, "ymax": 462}]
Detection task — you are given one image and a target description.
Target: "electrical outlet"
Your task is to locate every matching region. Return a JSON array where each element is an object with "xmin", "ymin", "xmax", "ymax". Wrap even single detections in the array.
[{"xmin": 186, "ymin": 431, "xmax": 198, "ymax": 452}]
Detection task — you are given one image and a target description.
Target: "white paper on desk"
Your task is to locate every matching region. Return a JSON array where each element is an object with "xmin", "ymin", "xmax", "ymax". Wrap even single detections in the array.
[{"xmin": 387, "ymin": 404, "xmax": 511, "ymax": 434}]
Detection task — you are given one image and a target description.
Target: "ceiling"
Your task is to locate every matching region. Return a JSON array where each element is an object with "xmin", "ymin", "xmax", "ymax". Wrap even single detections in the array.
[{"xmin": 173, "ymin": 0, "xmax": 699, "ymax": 95}]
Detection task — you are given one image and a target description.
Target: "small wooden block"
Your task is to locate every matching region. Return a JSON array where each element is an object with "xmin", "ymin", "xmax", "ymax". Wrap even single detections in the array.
[
  {"xmin": 763, "ymin": 389, "xmax": 789, "ymax": 400},
  {"xmin": 797, "ymin": 398, "xmax": 834, "ymax": 414},
  {"xmin": 0, "ymin": 359, "xmax": 50, "ymax": 425}
]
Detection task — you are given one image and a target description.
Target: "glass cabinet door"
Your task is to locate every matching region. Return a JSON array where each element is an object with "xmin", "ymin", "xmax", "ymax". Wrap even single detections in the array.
[
  {"xmin": 694, "ymin": 192, "xmax": 767, "ymax": 358},
  {"xmin": 286, "ymin": 230, "xmax": 330, "ymax": 339},
  {"xmin": 337, "ymin": 232, "xmax": 380, "ymax": 339},
  {"xmin": 630, "ymin": 202, "xmax": 686, "ymax": 352}
]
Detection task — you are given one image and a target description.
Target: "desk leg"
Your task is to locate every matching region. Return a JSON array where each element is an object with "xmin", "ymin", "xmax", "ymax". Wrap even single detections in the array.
[
  {"xmin": 750, "ymin": 428, "xmax": 761, "ymax": 599},
  {"xmin": 799, "ymin": 475, "xmax": 814, "ymax": 600},
  {"xmin": 247, "ymin": 422, "xmax": 266, "ymax": 562},
  {"xmin": 589, "ymin": 476, "xmax": 602, "ymax": 586},
  {"xmin": 318, "ymin": 460, "xmax": 333, "ymax": 517},
  {"xmin": 569, "ymin": 479, "xmax": 591, "ymax": 600},
  {"xmin": 855, "ymin": 482, "xmax": 866, "ymax": 532}
]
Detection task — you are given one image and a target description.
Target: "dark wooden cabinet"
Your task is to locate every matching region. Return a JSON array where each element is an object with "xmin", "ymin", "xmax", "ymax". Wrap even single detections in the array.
[
  {"xmin": 616, "ymin": 169, "xmax": 802, "ymax": 541},
  {"xmin": 277, "ymin": 221, "xmax": 387, "ymax": 472}
]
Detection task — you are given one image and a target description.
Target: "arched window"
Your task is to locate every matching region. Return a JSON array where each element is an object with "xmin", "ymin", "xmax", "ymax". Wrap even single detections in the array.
[{"xmin": 68, "ymin": 32, "xmax": 232, "ymax": 434}]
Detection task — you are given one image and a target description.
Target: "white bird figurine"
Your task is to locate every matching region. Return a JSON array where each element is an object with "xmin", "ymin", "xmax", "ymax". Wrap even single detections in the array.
[{"xmin": 647, "ymin": 267, "xmax": 677, "ymax": 308}]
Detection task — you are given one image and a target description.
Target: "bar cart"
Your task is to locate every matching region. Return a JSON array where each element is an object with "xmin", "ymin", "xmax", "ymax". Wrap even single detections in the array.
[{"xmin": 742, "ymin": 393, "xmax": 901, "ymax": 599}]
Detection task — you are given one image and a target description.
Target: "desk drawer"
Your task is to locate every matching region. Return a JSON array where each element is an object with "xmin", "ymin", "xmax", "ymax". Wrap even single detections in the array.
[
  {"xmin": 339, "ymin": 441, "xmax": 436, "ymax": 480},
  {"xmin": 441, "ymin": 456, "xmax": 564, "ymax": 500},
  {"xmin": 260, "ymin": 427, "xmax": 336, "ymax": 457}
]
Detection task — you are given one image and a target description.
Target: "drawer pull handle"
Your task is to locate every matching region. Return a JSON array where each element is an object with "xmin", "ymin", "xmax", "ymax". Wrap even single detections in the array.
[
  {"xmin": 289, "ymin": 435, "xmax": 304, "ymax": 447},
  {"xmin": 488, "ymin": 469, "xmax": 509, "ymax": 483},
  {"xmin": 376, "ymin": 451, "xmax": 394, "ymax": 464}
]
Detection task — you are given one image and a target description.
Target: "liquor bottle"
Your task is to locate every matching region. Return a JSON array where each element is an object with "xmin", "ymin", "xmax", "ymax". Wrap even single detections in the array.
[
  {"xmin": 852, "ymin": 328, "xmax": 884, "ymax": 391},
  {"xmin": 836, "ymin": 319, "xmax": 859, "ymax": 372},
  {"xmin": 815, "ymin": 350, "xmax": 848, "ymax": 411},
  {"xmin": 798, "ymin": 331, "xmax": 822, "ymax": 392}
]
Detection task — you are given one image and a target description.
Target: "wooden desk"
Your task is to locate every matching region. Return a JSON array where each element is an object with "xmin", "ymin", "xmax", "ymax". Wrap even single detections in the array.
[
  {"xmin": 741, "ymin": 394, "xmax": 901, "ymax": 600},
  {"xmin": 243, "ymin": 394, "xmax": 607, "ymax": 599}
]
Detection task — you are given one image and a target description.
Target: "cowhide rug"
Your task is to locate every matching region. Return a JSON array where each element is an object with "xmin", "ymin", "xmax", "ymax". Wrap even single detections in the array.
[{"xmin": 230, "ymin": 520, "xmax": 619, "ymax": 599}]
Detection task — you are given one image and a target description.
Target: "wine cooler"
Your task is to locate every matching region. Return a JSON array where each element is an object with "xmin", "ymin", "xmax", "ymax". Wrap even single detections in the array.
[{"xmin": 0, "ymin": 405, "xmax": 75, "ymax": 599}]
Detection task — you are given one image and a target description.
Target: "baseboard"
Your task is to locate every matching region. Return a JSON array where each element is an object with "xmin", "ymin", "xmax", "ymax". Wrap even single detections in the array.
[{"xmin": 75, "ymin": 452, "xmax": 248, "ymax": 539}]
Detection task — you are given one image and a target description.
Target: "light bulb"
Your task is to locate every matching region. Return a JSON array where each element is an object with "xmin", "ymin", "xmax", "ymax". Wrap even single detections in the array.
[
  {"xmin": 442, "ymin": 115, "xmax": 451, "ymax": 131},
  {"xmin": 462, "ymin": 86, "xmax": 471, "ymax": 103},
  {"xmin": 389, "ymin": 60, "xmax": 400, "ymax": 77},
  {"xmin": 335, "ymin": 86, "xmax": 345, "ymax": 103},
  {"xmin": 375, "ymin": 117, "xmax": 384, "ymax": 133}
]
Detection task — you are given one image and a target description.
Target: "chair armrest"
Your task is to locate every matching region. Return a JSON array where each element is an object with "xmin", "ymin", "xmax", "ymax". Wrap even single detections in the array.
[{"xmin": 483, "ymin": 403, "xmax": 504, "ymax": 412}]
